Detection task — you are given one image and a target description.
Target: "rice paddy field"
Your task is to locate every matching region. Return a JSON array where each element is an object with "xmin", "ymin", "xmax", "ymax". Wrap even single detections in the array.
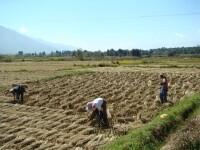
[{"xmin": 0, "ymin": 59, "xmax": 200, "ymax": 150}]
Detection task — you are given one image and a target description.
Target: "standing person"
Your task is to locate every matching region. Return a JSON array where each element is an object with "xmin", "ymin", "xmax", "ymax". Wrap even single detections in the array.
[
  {"xmin": 10, "ymin": 85, "xmax": 26, "ymax": 104},
  {"xmin": 86, "ymin": 97, "xmax": 109, "ymax": 127},
  {"xmin": 159, "ymin": 74, "xmax": 168, "ymax": 103}
]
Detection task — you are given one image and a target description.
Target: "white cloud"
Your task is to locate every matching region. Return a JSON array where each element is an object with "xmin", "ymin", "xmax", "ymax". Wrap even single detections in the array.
[
  {"xmin": 174, "ymin": 33, "xmax": 186, "ymax": 38},
  {"xmin": 19, "ymin": 27, "xmax": 29, "ymax": 33}
]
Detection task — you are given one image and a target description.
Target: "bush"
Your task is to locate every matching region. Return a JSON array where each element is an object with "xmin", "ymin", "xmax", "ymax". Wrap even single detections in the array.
[{"xmin": 0, "ymin": 56, "xmax": 13, "ymax": 62}]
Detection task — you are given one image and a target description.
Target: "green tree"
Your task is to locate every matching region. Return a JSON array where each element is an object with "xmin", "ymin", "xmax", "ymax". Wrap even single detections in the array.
[
  {"xmin": 18, "ymin": 51, "xmax": 23, "ymax": 56},
  {"xmin": 76, "ymin": 49, "xmax": 84, "ymax": 60}
]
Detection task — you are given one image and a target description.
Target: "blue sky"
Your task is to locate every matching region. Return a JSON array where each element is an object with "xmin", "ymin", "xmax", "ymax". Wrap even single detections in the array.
[{"xmin": 0, "ymin": 0, "xmax": 200, "ymax": 51}]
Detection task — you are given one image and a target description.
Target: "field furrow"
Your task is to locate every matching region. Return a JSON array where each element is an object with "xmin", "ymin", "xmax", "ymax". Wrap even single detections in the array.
[{"xmin": 1, "ymin": 67, "xmax": 200, "ymax": 149}]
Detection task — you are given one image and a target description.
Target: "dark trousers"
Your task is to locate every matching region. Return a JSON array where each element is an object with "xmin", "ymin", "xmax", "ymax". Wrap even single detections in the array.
[
  {"xmin": 14, "ymin": 92, "xmax": 24, "ymax": 104},
  {"xmin": 160, "ymin": 90, "xmax": 167, "ymax": 103},
  {"xmin": 90, "ymin": 100, "xmax": 108, "ymax": 125},
  {"xmin": 13, "ymin": 86, "xmax": 25, "ymax": 104}
]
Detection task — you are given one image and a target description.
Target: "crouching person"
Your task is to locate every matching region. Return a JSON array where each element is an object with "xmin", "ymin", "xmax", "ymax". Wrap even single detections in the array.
[
  {"xmin": 10, "ymin": 85, "xmax": 26, "ymax": 104},
  {"xmin": 86, "ymin": 98, "xmax": 109, "ymax": 128}
]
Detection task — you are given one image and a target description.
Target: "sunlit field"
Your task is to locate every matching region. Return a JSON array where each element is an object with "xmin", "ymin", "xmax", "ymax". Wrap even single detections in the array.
[{"xmin": 0, "ymin": 58, "xmax": 200, "ymax": 149}]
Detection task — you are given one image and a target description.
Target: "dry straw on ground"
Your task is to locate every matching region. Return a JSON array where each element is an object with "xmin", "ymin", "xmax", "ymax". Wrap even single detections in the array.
[{"xmin": 1, "ymin": 67, "xmax": 200, "ymax": 149}]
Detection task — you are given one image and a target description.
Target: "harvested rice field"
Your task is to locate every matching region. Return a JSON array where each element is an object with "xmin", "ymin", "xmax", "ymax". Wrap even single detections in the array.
[{"xmin": 1, "ymin": 61, "xmax": 200, "ymax": 150}]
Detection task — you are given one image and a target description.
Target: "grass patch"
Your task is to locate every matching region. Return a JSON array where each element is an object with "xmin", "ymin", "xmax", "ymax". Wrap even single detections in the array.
[
  {"xmin": 4, "ymin": 69, "xmax": 29, "ymax": 72},
  {"xmin": 124, "ymin": 64, "xmax": 200, "ymax": 69},
  {"xmin": 118, "ymin": 59, "xmax": 142, "ymax": 65},
  {"xmin": 96, "ymin": 63, "xmax": 118, "ymax": 67},
  {"xmin": 159, "ymin": 64, "xmax": 180, "ymax": 68},
  {"xmin": 44, "ymin": 70, "xmax": 95, "ymax": 81},
  {"xmin": 103, "ymin": 92, "xmax": 200, "ymax": 150},
  {"xmin": 73, "ymin": 63, "xmax": 117, "ymax": 68},
  {"xmin": 0, "ymin": 56, "xmax": 15, "ymax": 62},
  {"xmin": 14, "ymin": 69, "xmax": 28, "ymax": 72},
  {"xmin": 119, "ymin": 57, "xmax": 200, "ymax": 68},
  {"xmin": 174, "ymin": 110, "xmax": 200, "ymax": 150},
  {"xmin": 55, "ymin": 68, "xmax": 74, "ymax": 71}
]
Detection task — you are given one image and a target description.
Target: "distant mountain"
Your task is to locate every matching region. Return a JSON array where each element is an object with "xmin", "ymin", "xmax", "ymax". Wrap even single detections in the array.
[
  {"xmin": 0, "ymin": 25, "xmax": 77, "ymax": 54},
  {"xmin": 35, "ymin": 39, "xmax": 77, "ymax": 52}
]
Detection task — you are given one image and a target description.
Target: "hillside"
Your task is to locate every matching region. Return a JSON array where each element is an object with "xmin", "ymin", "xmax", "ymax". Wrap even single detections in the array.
[{"xmin": 0, "ymin": 25, "xmax": 76, "ymax": 54}]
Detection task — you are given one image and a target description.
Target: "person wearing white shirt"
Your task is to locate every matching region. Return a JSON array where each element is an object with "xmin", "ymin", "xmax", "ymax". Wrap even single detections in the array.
[
  {"xmin": 10, "ymin": 85, "xmax": 26, "ymax": 104},
  {"xmin": 86, "ymin": 97, "xmax": 108, "ymax": 127}
]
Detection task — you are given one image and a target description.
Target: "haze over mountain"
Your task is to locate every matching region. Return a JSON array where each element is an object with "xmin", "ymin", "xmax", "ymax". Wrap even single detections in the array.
[{"xmin": 0, "ymin": 25, "xmax": 77, "ymax": 54}]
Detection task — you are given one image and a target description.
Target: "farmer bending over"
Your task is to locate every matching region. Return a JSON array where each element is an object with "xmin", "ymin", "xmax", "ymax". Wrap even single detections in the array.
[
  {"xmin": 86, "ymin": 97, "xmax": 109, "ymax": 127},
  {"xmin": 10, "ymin": 85, "xmax": 26, "ymax": 104}
]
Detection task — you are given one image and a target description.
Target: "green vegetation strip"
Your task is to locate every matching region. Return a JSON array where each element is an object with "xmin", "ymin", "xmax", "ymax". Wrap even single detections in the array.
[
  {"xmin": 55, "ymin": 68, "xmax": 74, "ymax": 71},
  {"xmin": 174, "ymin": 108, "xmax": 200, "ymax": 150},
  {"xmin": 119, "ymin": 57, "xmax": 200, "ymax": 68},
  {"xmin": 44, "ymin": 70, "xmax": 95, "ymax": 81},
  {"xmin": 103, "ymin": 92, "xmax": 200, "ymax": 150}
]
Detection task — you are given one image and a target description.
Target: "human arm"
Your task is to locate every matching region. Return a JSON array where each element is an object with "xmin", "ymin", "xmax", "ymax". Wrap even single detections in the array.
[
  {"xmin": 88, "ymin": 109, "xmax": 98, "ymax": 121},
  {"xmin": 160, "ymin": 78, "xmax": 166, "ymax": 85}
]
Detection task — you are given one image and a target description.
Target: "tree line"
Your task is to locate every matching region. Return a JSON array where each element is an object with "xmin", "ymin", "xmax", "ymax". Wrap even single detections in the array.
[{"xmin": 17, "ymin": 45, "xmax": 200, "ymax": 59}]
